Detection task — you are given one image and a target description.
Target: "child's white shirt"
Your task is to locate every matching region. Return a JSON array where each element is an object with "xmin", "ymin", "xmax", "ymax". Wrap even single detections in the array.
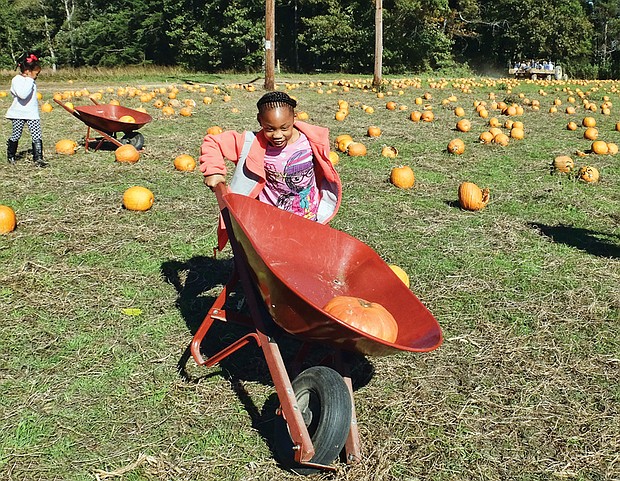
[{"xmin": 5, "ymin": 75, "xmax": 40, "ymax": 120}]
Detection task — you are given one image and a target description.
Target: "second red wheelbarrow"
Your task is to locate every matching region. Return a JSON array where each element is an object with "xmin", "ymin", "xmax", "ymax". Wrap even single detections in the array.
[
  {"xmin": 190, "ymin": 184, "xmax": 443, "ymax": 472},
  {"xmin": 54, "ymin": 97, "xmax": 152, "ymax": 151}
]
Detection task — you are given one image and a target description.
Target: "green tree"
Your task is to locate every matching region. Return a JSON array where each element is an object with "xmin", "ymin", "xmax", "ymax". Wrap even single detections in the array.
[{"xmin": 588, "ymin": 0, "xmax": 620, "ymax": 78}]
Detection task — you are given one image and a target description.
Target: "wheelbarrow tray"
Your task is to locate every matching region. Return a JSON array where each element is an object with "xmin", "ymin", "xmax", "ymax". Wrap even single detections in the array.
[
  {"xmin": 223, "ymin": 192, "xmax": 443, "ymax": 357},
  {"xmin": 73, "ymin": 104, "xmax": 152, "ymax": 134}
]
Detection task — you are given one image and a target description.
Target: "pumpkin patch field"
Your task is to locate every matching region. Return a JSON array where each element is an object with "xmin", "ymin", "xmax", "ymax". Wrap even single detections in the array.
[{"xmin": 0, "ymin": 70, "xmax": 618, "ymax": 481}]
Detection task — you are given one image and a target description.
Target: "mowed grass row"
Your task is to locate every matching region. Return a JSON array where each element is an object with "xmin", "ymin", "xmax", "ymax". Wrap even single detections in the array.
[{"xmin": 0, "ymin": 73, "xmax": 618, "ymax": 481}]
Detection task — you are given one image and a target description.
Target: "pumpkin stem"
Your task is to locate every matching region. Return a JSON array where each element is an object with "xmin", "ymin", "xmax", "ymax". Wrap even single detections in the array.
[{"xmin": 356, "ymin": 298, "xmax": 373, "ymax": 308}]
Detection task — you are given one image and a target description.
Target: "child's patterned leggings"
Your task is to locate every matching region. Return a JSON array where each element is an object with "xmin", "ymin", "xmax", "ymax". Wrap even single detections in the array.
[{"xmin": 9, "ymin": 119, "xmax": 42, "ymax": 142}]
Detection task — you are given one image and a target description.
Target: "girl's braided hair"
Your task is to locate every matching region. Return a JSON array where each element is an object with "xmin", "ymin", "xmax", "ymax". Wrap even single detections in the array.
[{"xmin": 256, "ymin": 91, "xmax": 297, "ymax": 115}]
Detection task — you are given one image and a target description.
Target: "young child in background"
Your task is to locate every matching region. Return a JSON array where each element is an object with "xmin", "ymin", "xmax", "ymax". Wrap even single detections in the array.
[
  {"xmin": 200, "ymin": 91, "xmax": 341, "ymax": 250},
  {"xmin": 5, "ymin": 53, "xmax": 46, "ymax": 167}
]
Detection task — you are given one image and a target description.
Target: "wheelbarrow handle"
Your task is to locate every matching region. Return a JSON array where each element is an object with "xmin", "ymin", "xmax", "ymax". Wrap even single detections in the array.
[
  {"xmin": 53, "ymin": 98, "xmax": 77, "ymax": 116},
  {"xmin": 213, "ymin": 182, "xmax": 231, "ymax": 212},
  {"xmin": 89, "ymin": 97, "xmax": 101, "ymax": 105}
]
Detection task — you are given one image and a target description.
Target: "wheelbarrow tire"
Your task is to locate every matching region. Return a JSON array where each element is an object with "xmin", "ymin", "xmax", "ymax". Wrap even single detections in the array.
[
  {"xmin": 120, "ymin": 132, "xmax": 145, "ymax": 150},
  {"xmin": 273, "ymin": 365, "xmax": 352, "ymax": 473}
]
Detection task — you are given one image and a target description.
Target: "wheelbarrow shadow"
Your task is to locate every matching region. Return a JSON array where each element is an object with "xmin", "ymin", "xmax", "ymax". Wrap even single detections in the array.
[{"xmin": 161, "ymin": 255, "xmax": 375, "ymax": 455}]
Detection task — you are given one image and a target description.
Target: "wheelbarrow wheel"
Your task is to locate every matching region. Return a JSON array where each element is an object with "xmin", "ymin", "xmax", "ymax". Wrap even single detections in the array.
[
  {"xmin": 274, "ymin": 366, "xmax": 352, "ymax": 473},
  {"xmin": 120, "ymin": 132, "xmax": 145, "ymax": 150}
]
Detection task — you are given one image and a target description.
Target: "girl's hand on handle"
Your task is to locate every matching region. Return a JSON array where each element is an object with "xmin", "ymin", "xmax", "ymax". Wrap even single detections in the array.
[{"xmin": 204, "ymin": 174, "xmax": 226, "ymax": 190}]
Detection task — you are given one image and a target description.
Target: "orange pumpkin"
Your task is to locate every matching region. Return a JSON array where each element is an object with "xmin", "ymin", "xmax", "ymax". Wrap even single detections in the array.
[
  {"xmin": 323, "ymin": 296, "xmax": 398, "ymax": 343},
  {"xmin": 456, "ymin": 119, "xmax": 471, "ymax": 132},
  {"xmin": 115, "ymin": 144, "xmax": 140, "ymax": 163},
  {"xmin": 296, "ymin": 111, "xmax": 309, "ymax": 120},
  {"xmin": 119, "ymin": 115, "xmax": 136, "ymax": 123},
  {"xmin": 454, "ymin": 106, "xmax": 465, "ymax": 117},
  {"xmin": 493, "ymin": 133, "xmax": 510, "ymax": 146},
  {"xmin": 41, "ymin": 102, "xmax": 53, "ymax": 113},
  {"xmin": 335, "ymin": 110, "xmax": 347, "ymax": 121},
  {"xmin": 420, "ymin": 110, "xmax": 434, "ymax": 122},
  {"xmin": 584, "ymin": 127, "xmax": 598, "ymax": 140},
  {"xmin": 578, "ymin": 166, "xmax": 599, "ymax": 182},
  {"xmin": 582, "ymin": 116, "xmax": 596, "ymax": 127},
  {"xmin": 337, "ymin": 137, "xmax": 354, "ymax": 153},
  {"xmin": 0, "ymin": 205, "xmax": 17, "ymax": 234},
  {"xmin": 479, "ymin": 131, "xmax": 494, "ymax": 144},
  {"xmin": 552, "ymin": 156, "xmax": 574, "ymax": 173},
  {"xmin": 347, "ymin": 142, "xmax": 367, "ymax": 157},
  {"xmin": 388, "ymin": 264, "xmax": 410, "ymax": 288},
  {"xmin": 123, "ymin": 186, "xmax": 154, "ymax": 211},
  {"xmin": 447, "ymin": 138, "xmax": 465, "ymax": 155},
  {"xmin": 607, "ymin": 142, "xmax": 618, "ymax": 155},
  {"xmin": 328, "ymin": 151, "xmax": 340, "ymax": 165},
  {"xmin": 179, "ymin": 107, "xmax": 193, "ymax": 117},
  {"xmin": 173, "ymin": 154, "xmax": 196, "ymax": 171},
  {"xmin": 55, "ymin": 139, "xmax": 78, "ymax": 155},
  {"xmin": 206, "ymin": 126, "xmax": 223, "ymax": 135},
  {"xmin": 567, "ymin": 121, "xmax": 578, "ymax": 131},
  {"xmin": 367, "ymin": 126, "xmax": 382, "ymax": 137},
  {"xmin": 390, "ymin": 166, "xmax": 415, "ymax": 189},
  {"xmin": 458, "ymin": 182, "xmax": 490, "ymax": 211},
  {"xmin": 410, "ymin": 111, "xmax": 422, "ymax": 122},
  {"xmin": 510, "ymin": 127, "xmax": 525, "ymax": 140},
  {"xmin": 386, "ymin": 101, "xmax": 397, "ymax": 110}
]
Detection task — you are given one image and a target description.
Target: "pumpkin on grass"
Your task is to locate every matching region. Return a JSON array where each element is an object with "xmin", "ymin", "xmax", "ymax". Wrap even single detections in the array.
[
  {"xmin": 578, "ymin": 166, "xmax": 600, "ymax": 183},
  {"xmin": 447, "ymin": 138, "xmax": 465, "ymax": 154},
  {"xmin": 347, "ymin": 142, "xmax": 367, "ymax": 157},
  {"xmin": 323, "ymin": 296, "xmax": 398, "ymax": 343},
  {"xmin": 456, "ymin": 119, "xmax": 471, "ymax": 132},
  {"xmin": 173, "ymin": 154, "xmax": 196, "ymax": 171},
  {"xmin": 55, "ymin": 139, "xmax": 78, "ymax": 155},
  {"xmin": 123, "ymin": 186, "xmax": 154, "ymax": 211},
  {"xmin": 388, "ymin": 264, "xmax": 410, "ymax": 288},
  {"xmin": 390, "ymin": 166, "xmax": 415, "ymax": 189},
  {"xmin": 367, "ymin": 126, "xmax": 381, "ymax": 137},
  {"xmin": 552, "ymin": 156, "xmax": 574, "ymax": 173},
  {"xmin": 458, "ymin": 182, "xmax": 490, "ymax": 211},
  {"xmin": 584, "ymin": 127, "xmax": 598, "ymax": 140},
  {"xmin": 0, "ymin": 205, "xmax": 17, "ymax": 234},
  {"xmin": 115, "ymin": 144, "xmax": 140, "ymax": 163},
  {"xmin": 328, "ymin": 151, "xmax": 340, "ymax": 166}
]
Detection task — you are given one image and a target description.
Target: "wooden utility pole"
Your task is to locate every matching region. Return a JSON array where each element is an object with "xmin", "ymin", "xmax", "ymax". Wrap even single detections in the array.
[
  {"xmin": 265, "ymin": 0, "xmax": 275, "ymax": 90},
  {"xmin": 373, "ymin": 0, "xmax": 383, "ymax": 87}
]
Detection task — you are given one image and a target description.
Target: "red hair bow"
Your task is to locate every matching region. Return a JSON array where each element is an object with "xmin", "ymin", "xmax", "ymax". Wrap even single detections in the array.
[{"xmin": 27, "ymin": 54, "xmax": 38, "ymax": 62}]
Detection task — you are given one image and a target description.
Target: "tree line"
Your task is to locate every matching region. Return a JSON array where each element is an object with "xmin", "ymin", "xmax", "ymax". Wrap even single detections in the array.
[{"xmin": 1, "ymin": 0, "xmax": 618, "ymax": 79}]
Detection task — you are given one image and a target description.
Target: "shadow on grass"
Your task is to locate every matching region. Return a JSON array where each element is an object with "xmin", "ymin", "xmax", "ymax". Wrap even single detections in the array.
[
  {"xmin": 161, "ymin": 255, "xmax": 375, "ymax": 464},
  {"xmin": 529, "ymin": 222, "xmax": 620, "ymax": 259}
]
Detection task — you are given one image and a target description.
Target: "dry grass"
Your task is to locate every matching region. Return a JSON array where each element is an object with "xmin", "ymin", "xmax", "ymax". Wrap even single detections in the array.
[{"xmin": 0, "ymin": 73, "xmax": 618, "ymax": 481}]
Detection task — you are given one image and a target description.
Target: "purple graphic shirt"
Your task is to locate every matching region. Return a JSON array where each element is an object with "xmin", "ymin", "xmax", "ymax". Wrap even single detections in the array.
[{"xmin": 258, "ymin": 132, "xmax": 319, "ymax": 220}]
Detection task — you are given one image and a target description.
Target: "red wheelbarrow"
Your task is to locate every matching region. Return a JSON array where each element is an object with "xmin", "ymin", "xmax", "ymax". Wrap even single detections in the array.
[
  {"xmin": 54, "ymin": 97, "xmax": 152, "ymax": 151},
  {"xmin": 190, "ymin": 184, "xmax": 442, "ymax": 472}
]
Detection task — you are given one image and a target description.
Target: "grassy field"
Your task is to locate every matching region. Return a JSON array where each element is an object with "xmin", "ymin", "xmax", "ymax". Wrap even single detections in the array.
[{"xmin": 0, "ymin": 70, "xmax": 618, "ymax": 481}]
